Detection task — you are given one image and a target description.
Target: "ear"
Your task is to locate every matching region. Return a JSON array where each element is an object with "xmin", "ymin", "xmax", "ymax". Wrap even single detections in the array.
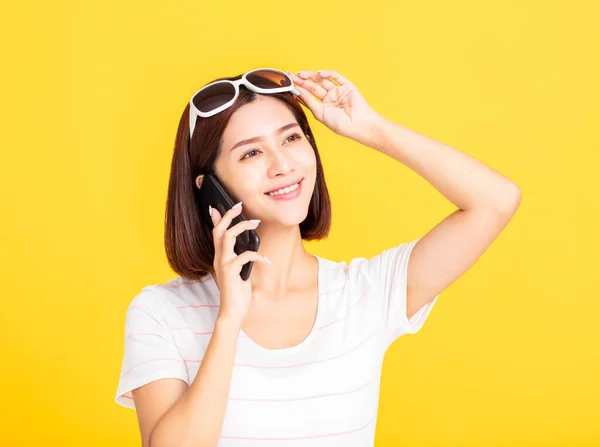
[{"xmin": 195, "ymin": 174, "xmax": 204, "ymax": 190}]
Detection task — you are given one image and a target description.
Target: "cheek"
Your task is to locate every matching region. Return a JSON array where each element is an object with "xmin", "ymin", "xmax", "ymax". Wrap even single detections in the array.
[
  {"xmin": 231, "ymin": 170, "xmax": 262, "ymax": 199},
  {"xmin": 214, "ymin": 165, "xmax": 258, "ymax": 203},
  {"xmin": 296, "ymin": 145, "xmax": 317, "ymax": 171}
]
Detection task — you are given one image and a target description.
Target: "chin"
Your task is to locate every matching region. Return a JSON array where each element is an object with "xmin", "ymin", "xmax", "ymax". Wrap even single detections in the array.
[
  {"xmin": 240, "ymin": 198, "xmax": 309, "ymax": 226},
  {"xmin": 269, "ymin": 206, "xmax": 310, "ymax": 227}
]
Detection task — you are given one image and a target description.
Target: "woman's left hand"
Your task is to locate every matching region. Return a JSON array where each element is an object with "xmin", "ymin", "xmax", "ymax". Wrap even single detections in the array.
[{"xmin": 287, "ymin": 70, "xmax": 382, "ymax": 147}]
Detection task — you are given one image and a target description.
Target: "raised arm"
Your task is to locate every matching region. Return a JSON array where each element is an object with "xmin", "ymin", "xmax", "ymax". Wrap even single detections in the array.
[
  {"xmin": 365, "ymin": 116, "xmax": 521, "ymax": 318},
  {"xmin": 288, "ymin": 69, "xmax": 521, "ymax": 319}
]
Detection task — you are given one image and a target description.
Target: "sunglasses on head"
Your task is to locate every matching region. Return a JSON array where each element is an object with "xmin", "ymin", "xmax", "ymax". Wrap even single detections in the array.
[{"xmin": 189, "ymin": 68, "xmax": 301, "ymax": 139}]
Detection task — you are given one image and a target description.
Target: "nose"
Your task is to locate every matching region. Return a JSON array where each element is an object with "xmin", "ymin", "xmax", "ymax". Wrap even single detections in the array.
[{"xmin": 266, "ymin": 146, "xmax": 294, "ymax": 178}]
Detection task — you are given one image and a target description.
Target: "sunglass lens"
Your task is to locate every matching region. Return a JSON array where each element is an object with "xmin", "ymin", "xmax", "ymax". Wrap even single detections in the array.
[
  {"xmin": 246, "ymin": 70, "xmax": 292, "ymax": 89},
  {"xmin": 192, "ymin": 82, "xmax": 236, "ymax": 113}
]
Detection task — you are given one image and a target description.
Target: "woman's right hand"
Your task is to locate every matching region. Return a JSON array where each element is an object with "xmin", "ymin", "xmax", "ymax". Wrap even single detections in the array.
[{"xmin": 210, "ymin": 202, "xmax": 270, "ymax": 326}]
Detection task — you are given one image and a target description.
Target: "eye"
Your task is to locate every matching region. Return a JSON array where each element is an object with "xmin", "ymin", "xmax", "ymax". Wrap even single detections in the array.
[
  {"xmin": 285, "ymin": 132, "xmax": 302, "ymax": 144},
  {"xmin": 241, "ymin": 149, "xmax": 260, "ymax": 160},
  {"xmin": 240, "ymin": 133, "xmax": 303, "ymax": 161}
]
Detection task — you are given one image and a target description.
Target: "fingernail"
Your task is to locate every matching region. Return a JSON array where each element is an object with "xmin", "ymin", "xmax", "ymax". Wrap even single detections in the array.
[
  {"xmin": 232, "ymin": 201, "xmax": 242, "ymax": 209},
  {"xmin": 208, "ymin": 205, "xmax": 212, "ymax": 217},
  {"xmin": 264, "ymin": 256, "xmax": 271, "ymax": 264},
  {"xmin": 249, "ymin": 219, "xmax": 261, "ymax": 223},
  {"xmin": 297, "ymin": 71, "xmax": 305, "ymax": 76}
]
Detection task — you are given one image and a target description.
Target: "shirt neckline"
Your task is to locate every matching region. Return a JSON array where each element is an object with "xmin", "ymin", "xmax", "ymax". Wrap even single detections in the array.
[{"xmin": 213, "ymin": 254, "xmax": 323, "ymax": 355}]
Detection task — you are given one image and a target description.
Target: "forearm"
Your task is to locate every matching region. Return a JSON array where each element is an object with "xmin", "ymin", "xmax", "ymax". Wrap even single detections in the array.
[
  {"xmin": 150, "ymin": 316, "xmax": 241, "ymax": 447},
  {"xmin": 364, "ymin": 115, "xmax": 521, "ymax": 213}
]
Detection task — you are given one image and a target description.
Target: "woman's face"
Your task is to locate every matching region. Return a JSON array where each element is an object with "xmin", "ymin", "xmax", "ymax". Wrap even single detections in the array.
[{"xmin": 210, "ymin": 95, "xmax": 317, "ymax": 226}]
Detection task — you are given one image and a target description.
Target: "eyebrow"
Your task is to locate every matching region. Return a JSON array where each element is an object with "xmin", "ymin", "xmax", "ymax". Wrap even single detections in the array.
[{"xmin": 229, "ymin": 122, "xmax": 300, "ymax": 152}]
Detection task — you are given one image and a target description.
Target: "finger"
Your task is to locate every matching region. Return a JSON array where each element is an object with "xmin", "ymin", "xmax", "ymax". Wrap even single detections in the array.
[
  {"xmin": 317, "ymin": 70, "xmax": 353, "ymax": 88},
  {"xmin": 222, "ymin": 219, "xmax": 261, "ymax": 256},
  {"xmin": 297, "ymin": 70, "xmax": 319, "ymax": 80},
  {"xmin": 319, "ymin": 78, "xmax": 337, "ymax": 91},
  {"xmin": 230, "ymin": 250, "xmax": 271, "ymax": 268},
  {"xmin": 210, "ymin": 206, "xmax": 222, "ymax": 226},
  {"xmin": 294, "ymin": 71, "xmax": 328, "ymax": 100},
  {"xmin": 209, "ymin": 207, "xmax": 223, "ymax": 263},
  {"xmin": 299, "ymin": 70, "xmax": 337, "ymax": 92},
  {"xmin": 294, "ymin": 85, "xmax": 323, "ymax": 120},
  {"xmin": 212, "ymin": 203, "xmax": 243, "ymax": 243},
  {"xmin": 288, "ymin": 71, "xmax": 336, "ymax": 99},
  {"xmin": 286, "ymin": 71, "xmax": 303, "ymax": 84}
]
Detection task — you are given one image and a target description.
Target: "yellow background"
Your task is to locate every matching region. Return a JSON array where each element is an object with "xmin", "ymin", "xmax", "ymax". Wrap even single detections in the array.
[{"xmin": 1, "ymin": 0, "xmax": 599, "ymax": 445}]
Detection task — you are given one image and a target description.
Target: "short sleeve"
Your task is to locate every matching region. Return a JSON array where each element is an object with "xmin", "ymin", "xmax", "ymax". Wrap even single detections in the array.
[
  {"xmin": 115, "ymin": 288, "xmax": 189, "ymax": 409},
  {"xmin": 366, "ymin": 238, "xmax": 439, "ymax": 346}
]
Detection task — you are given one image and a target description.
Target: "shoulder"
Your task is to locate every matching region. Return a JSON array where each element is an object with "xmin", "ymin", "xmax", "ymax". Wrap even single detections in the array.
[
  {"xmin": 316, "ymin": 239, "xmax": 419, "ymax": 287},
  {"xmin": 315, "ymin": 253, "xmax": 372, "ymax": 294},
  {"xmin": 352, "ymin": 239, "xmax": 419, "ymax": 277},
  {"xmin": 125, "ymin": 273, "xmax": 218, "ymax": 317}
]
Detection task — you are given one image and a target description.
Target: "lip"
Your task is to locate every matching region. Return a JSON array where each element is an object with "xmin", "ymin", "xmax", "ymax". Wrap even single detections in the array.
[
  {"xmin": 264, "ymin": 178, "xmax": 304, "ymax": 201},
  {"xmin": 264, "ymin": 177, "xmax": 304, "ymax": 195}
]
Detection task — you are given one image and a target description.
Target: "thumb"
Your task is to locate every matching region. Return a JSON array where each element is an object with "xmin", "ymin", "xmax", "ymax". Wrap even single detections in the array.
[{"xmin": 209, "ymin": 206, "xmax": 222, "ymax": 227}]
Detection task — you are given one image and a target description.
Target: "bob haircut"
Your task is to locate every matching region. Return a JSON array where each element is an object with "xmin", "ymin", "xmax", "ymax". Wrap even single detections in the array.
[{"xmin": 164, "ymin": 73, "xmax": 332, "ymax": 280}]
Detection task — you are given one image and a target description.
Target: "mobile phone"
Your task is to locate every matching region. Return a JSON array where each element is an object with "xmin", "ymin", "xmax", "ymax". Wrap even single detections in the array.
[{"xmin": 197, "ymin": 173, "xmax": 260, "ymax": 281}]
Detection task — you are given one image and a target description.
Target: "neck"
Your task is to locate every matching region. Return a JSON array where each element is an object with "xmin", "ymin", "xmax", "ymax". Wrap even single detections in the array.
[{"xmin": 249, "ymin": 223, "xmax": 315, "ymax": 298}]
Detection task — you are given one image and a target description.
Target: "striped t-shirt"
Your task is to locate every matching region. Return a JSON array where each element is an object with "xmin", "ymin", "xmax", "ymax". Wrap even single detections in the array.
[{"xmin": 115, "ymin": 238, "xmax": 439, "ymax": 446}]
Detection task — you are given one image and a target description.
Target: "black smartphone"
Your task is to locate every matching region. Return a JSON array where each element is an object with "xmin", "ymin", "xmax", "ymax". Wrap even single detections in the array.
[{"xmin": 197, "ymin": 173, "xmax": 260, "ymax": 281}]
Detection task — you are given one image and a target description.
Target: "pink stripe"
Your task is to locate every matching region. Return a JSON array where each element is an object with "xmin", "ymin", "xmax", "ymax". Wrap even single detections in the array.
[
  {"xmin": 120, "ymin": 374, "xmax": 378, "ymax": 404},
  {"xmin": 185, "ymin": 324, "xmax": 381, "ymax": 369},
  {"xmin": 135, "ymin": 326, "xmax": 249, "ymax": 337},
  {"xmin": 120, "ymin": 357, "xmax": 184, "ymax": 378},
  {"xmin": 129, "ymin": 305, "xmax": 168, "ymax": 326},
  {"xmin": 169, "ymin": 286, "xmax": 344, "ymax": 311},
  {"xmin": 169, "ymin": 327, "xmax": 213, "ymax": 335},
  {"xmin": 127, "ymin": 327, "xmax": 214, "ymax": 336},
  {"xmin": 158, "ymin": 276, "xmax": 213, "ymax": 289},
  {"xmin": 129, "ymin": 305, "xmax": 153, "ymax": 312},
  {"xmin": 220, "ymin": 418, "xmax": 374, "ymax": 441},
  {"xmin": 173, "ymin": 286, "xmax": 341, "ymax": 308},
  {"xmin": 321, "ymin": 261, "xmax": 366, "ymax": 271},
  {"xmin": 321, "ymin": 286, "xmax": 344, "ymax": 295},
  {"xmin": 120, "ymin": 329, "xmax": 382, "ymax": 393},
  {"xmin": 126, "ymin": 332, "xmax": 163, "ymax": 339},
  {"xmin": 229, "ymin": 371, "xmax": 378, "ymax": 402},
  {"xmin": 314, "ymin": 284, "xmax": 371, "ymax": 331},
  {"xmin": 161, "ymin": 284, "xmax": 370, "ymax": 337},
  {"xmin": 175, "ymin": 303, "xmax": 220, "ymax": 309}
]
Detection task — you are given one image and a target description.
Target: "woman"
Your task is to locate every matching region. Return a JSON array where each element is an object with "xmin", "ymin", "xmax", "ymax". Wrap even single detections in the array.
[{"xmin": 115, "ymin": 68, "xmax": 521, "ymax": 446}]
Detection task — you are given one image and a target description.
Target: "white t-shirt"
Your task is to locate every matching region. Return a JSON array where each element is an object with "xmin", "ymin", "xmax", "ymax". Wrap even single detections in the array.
[{"xmin": 115, "ymin": 238, "xmax": 439, "ymax": 446}]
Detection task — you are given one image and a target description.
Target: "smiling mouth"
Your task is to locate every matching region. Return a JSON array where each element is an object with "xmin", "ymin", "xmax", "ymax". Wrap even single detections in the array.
[{"xmin": 264, "ymin": 178, "xmax": 304, "ymax": 196}]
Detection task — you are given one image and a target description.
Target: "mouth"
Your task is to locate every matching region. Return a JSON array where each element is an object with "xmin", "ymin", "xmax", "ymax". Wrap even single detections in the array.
[{"xmin": 264, "ymin": 178, "xmax": 304, "ymax": 200}]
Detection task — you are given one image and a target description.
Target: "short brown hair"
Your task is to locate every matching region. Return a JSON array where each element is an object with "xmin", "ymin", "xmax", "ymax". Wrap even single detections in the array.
[{"xmin": 164, "ymin": 73, "xmax": 332, "ymax": 280}]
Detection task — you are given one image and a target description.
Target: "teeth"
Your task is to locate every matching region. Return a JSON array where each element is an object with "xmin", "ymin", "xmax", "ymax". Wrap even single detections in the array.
[{"xmin": 268, "ymin": 182, "xmax": 299, "ymax": 196}]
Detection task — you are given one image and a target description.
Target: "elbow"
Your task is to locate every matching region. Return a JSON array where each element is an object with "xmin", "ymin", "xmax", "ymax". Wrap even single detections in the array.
[{"xmin": 493, "ymin": 182, "xmax": 522, "ymax": 216}]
